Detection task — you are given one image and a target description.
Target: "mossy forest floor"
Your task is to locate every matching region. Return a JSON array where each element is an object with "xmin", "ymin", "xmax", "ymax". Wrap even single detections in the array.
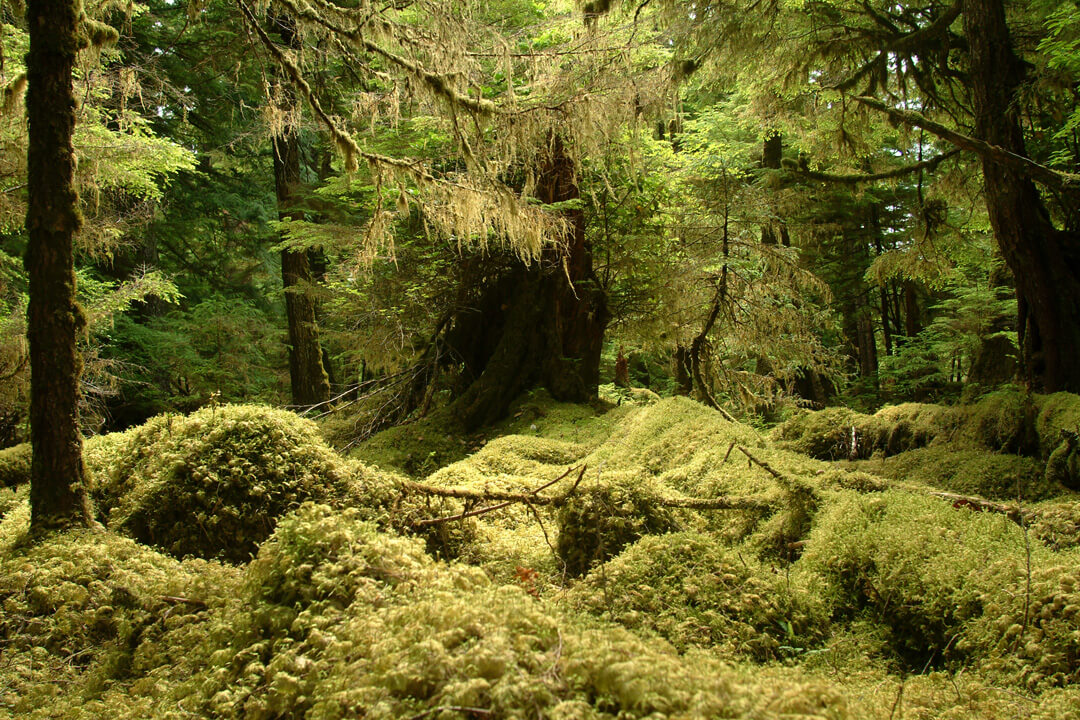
[{"xmin": 2, "ymin": 389, "xmax": 1080, "ymax": 719}]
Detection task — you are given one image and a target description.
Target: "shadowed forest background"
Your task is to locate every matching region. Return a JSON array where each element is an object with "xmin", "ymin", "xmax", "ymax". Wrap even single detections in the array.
[{"xmin": 1, "ymin": 0, "xmax": 1080, "ymax": 718}]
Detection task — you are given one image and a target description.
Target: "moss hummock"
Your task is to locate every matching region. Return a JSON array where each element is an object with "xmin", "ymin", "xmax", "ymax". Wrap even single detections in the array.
[{"xmin": 86, "ymin": 404, "xmax": 396, "ymax": 562}]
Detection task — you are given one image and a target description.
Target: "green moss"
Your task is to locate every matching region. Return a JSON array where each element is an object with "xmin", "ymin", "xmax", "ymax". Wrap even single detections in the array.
[
  {"xmin": 556, "ymin": 475, "xmax": 679, "ymax": 577},
  {"xmin": 951, "ymin": 390, "xmax": 1037, "ymax": 454},
  {"xmin": 0, "ymin": 505, "xmax": 240, "ymax": 716},
  {"xmin": 87, "ymin": 404, "xmax": 395, "ymax": 562},
  {"xmin": 0, "ymin": 443, "xmax": 30, "ymax": 488},
  {"xmin": 1035, "ymin": 392, "xmax": 1080, "ymax": 457},
  {"xmin": 29, "ymin": 503, "xmax": 859, "ymax": 720},
  {"xmin": 772, "ymin": 407, "xmax": 884, "ymax": 460},
  {"xmin": 348, "ymin": 407, "xmax": 475, "ymax": 477},
  {"xmin": 1045, "ymin": 430, "xmax": 1079, "ymax": 491},
  {"xmin": 775, "ymin": 391, "xmax": 1045, "ymax": 461},
  {"xmin": 855, "ymin": 447, "xmax": 1052, "ymax": 501},
  {"xmin": 567, "ymin": 531, "xmax": 828, "ymax": 659},
  {"xmin": 963, "ymin": 562, "xmax": 1080, "ymax": 689},
  {"xmin": 1030, "ymin": 500, "xmax": 1080, "ymax": 551},
  {"xmin": 799, "ymin": 489, "xmax": 1059, "ymax": 673}
]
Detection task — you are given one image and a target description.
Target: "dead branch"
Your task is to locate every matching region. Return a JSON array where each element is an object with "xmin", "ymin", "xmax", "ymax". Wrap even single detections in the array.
[
  {"xmin": 410, "ymin": 465, "xmax": 586, "ymax": 526},
  {"xmin": 929, "ymin": 491, "xmax": 1024, "ymax": 523},
  {"xmin": 658, "ymin": 495, "xmax": 775, "ymax": 511},
  {"xmin": 737, "ymin": 445, "xmax": 813, "ymax": 495}
]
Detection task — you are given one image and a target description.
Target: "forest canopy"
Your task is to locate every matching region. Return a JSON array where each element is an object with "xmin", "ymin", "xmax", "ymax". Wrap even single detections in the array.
[{"xmin": 2, "ymin": 0, "xmax": 1080, "ymax": 717}]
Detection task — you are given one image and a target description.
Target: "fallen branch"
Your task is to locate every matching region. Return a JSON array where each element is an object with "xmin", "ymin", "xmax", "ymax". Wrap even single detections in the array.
[
  {"xmin": 405, "ymin": 464, "xmax": 582, "ymax": 508},
  {"xmin": 411, "ymin": 465, "xmax": 586, "ymax": 526},
  {"xmin": 737, "ymin": 445, "xmax": 813, "ymax": 495},
  {"xmin": 160, "ymin": 595, "xmax": 207, "ymax": 609},
  {"xmin": 929, "ymin": 491, "xmax": 1024, "ymax": 523},
  {"xmin": 658, "ymin": 495, "xmax": 775, "ymax": 511}
]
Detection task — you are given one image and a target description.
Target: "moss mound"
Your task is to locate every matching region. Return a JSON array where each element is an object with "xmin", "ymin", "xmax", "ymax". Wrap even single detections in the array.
[
  {"xmin": 88, "ymin": 405, "xmax": 393, "ymax": 562},
  {"xmin": 1035, "ymin": 392, "xmax": 1080, "ymax": 457},
  {"xmin": 963, "ymin": 562, "xmax": 1080, "ymax": 689},
  {"xmin": 555, "ymin": 475, "xmax": 680, "ymax": 577},
  {"xmin": 798, "ymin": 489, "xmax": 1061, "ymax": 673},
  {"xmin": 1030, "ymin": 500, "xmax": 1080, "ymax": 551},
  {"xmin": 0, "ymin": 442, "xmax": 30, "ymax": 488},
  {"xmin": 568, "ymin": 531, "xmax": 828, "ymax": 659},
  {"xmin": 65, "ymin": 503, "xmax": 855, "ymax": 720},
  {"xmin": 774, "ymin": 390, "xmax": 1048, "ymax": 461},
  {"xmin": 856, "ymin": 447, "xmax": 1052, "ymax": 501},
  {"xmin": 0, "ymin": 503, "xmax": 241, "ymax": 715}
]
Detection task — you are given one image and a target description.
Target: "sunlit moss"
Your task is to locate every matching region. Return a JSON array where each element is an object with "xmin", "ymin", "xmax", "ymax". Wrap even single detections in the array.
[
  {"xmin": 86, "ymin": 404, "xmax": 396, "ymax": 562},
  {"xmin": 567, "ymin": 531, "xmax": 828, "ymax": 659}
]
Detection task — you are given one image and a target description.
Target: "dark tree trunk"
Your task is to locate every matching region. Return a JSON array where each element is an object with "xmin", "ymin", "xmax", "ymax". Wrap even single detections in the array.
[
  {"xmin": 903, "ymin": 280, "xmax": 921, "ymax": 337},
  {"xmin": 25, "ymin": 0, "xmax": 93, "ymax": 530},
  {"xmin": 445, "ymin": 138, "xmax": 609, "ymax": 431},
  {"xmin": 269, "ymin": 14, "xmax": 330, "ymax": 406},
  {"xmin": 274, "ymin": 129, "xmax": 331, "ymax": 406},
  {"xmin": 962, "ymin": 0, "xmax": 1080, "ymax": 392},
  {"xmin": 673, "ymin": 345, "xmax": 692, "ymax": 396},
  {"xmin": 760, "ymin": 133, "xmax": 790, "ymax": 246}
]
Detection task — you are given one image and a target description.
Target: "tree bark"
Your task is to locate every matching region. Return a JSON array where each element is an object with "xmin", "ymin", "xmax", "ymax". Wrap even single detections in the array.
[
  {"xmin": 271, "ymin": 14, "xmax": 330, "ymax": 407},
  {"xmin": 274, "ymin": 129, "xmax": 331, "ymax": 406},
  {"xmin": 445, "ymin": 137, "xmax": 609, "ymax": 431},
  {"xmin": 962, "ymin": 0, "xmax": 1080, "ymax": 392},
  {"xmin": 25, "ymin": 0, "xmax": 93, "ymax": 530}
]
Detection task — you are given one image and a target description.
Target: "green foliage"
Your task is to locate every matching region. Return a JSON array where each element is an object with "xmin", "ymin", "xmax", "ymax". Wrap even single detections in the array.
[{"xmin": 569, "ymin": 531, "xmax": 828, "ymax": 659}]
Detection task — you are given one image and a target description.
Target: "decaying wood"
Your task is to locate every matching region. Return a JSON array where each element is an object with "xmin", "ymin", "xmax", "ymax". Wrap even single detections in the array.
[{"xmin": 928, "ymin": 491, "xmax": 1025, "ymax": 523}]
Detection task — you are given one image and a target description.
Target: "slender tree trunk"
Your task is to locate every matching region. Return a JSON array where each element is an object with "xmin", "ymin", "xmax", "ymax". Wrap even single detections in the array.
[
  {"xmin": 25, "ymin": 0, "xmax": 92, "ymax": 530},
  {"xmin": 962, "ymin": 0, "xmax": 1080, "ymax": 392},
  {"xmin": 274, "ymin": 129, "xmax": 331, "ymax": 406},
  {"xmin": 271, "ymin": 14, "xmax": 330, "ymax": 406},
  {"xmin": 903, "ymin": 280, "xmax": 921, "ymax": 337}
]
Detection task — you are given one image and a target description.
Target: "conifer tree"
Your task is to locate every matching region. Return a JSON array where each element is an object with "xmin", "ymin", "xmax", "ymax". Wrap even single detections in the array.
[{"xmin": 24, "ymin": 0, "xmax": 96, "ymax": 530}]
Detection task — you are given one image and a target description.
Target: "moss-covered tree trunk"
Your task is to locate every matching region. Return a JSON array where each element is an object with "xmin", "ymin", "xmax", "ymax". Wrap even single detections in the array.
[
  {"xmin": 274, "ymin": 129, "xmax": 331, "ymax": 406},
  {"xmin": 962, "ymin": 0, "xmax": 1080, "ymax": 393},
  {"xmin": 445, "ymin": 138, "xmax": 609, "ymax": 430},
  {"xmin": 25, "ymin": 0, "xmax": 93, "ymax": 530}
]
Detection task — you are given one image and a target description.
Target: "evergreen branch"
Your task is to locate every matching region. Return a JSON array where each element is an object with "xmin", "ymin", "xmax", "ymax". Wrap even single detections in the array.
[
  {"xmin": 273, "ymin": 0, "xmax": 496, "ymax": 115},
  {"xmin": 852, "ymin": 96, "xmax": 1080, "ymax": 196},
  {"xmin": 792, "ymin": 148, "xmax": 960, "ymax": 184},
  {"xmin": 234, "ymin": 0, "xmax": 362, "ymax": 170}
]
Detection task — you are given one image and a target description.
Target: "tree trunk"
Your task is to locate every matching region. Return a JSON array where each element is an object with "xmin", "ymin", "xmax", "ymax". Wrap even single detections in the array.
[
  {"xmin": 962, "ymin": 0, "xmax": 1080, "ymax": 392},
  {"xmin": 445, "ymin": 138, "xmax": 609, "ymax": 431},
  {"xmin": 25, "ymin": 0, "xmax": 93, "ymax": 530},
  {"xmin": 270, "ymin": 14, "xmax": 330, "ymax": 407},
  {"xmin": 274, "ymin": 130, "xmax": 331, "ymax": 406}
]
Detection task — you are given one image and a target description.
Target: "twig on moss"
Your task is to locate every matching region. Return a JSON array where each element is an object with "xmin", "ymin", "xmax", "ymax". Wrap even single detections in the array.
[
  {"xmin": 658, "ymin": 495, "xmax": 775, "ymax": 511},
  {"xmin": 410, "ymin": 465, "xmax": 586, "ymax": 526},
  {"xmin": 928, "ymin": 491, "xmax": 1023, "ymax": 523},
  {"xmin": 409, "ymin": 707, "xmax": 492, "ymax": 720},
  {"xmin": 160, "ymin": 595, "xmax": 208, "ymax": 608},
  {"xmin": 737, "ymin": 445, "xmax": 812, "ymax": 495}
]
